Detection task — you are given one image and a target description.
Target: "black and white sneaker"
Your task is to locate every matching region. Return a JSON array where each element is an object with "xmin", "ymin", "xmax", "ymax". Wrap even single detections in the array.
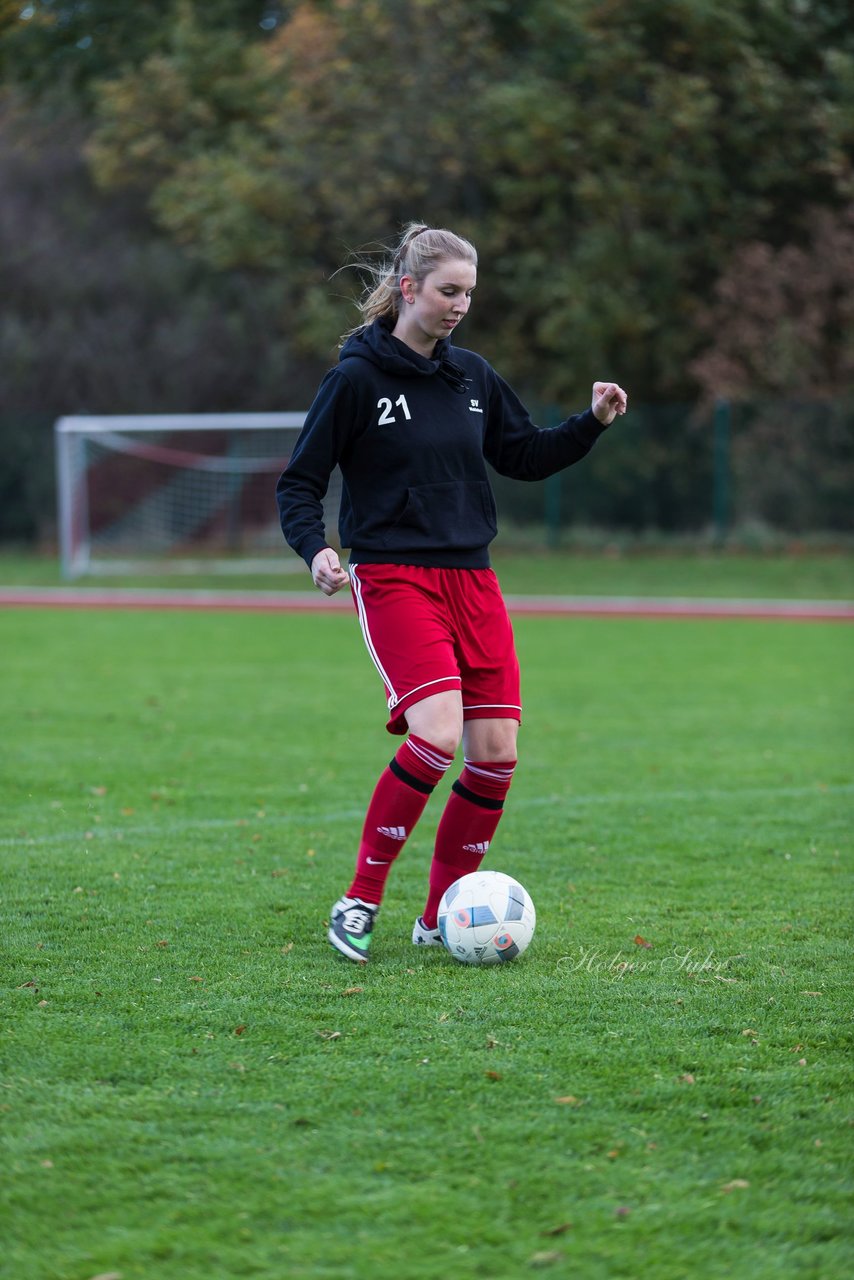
[
  {"xmin": 328, "ymin": 896, "xmax": 378, "ymax": 963},
  {"xmin": 412, "ymin": 916, "xmax": 443, "ymax": 947}
]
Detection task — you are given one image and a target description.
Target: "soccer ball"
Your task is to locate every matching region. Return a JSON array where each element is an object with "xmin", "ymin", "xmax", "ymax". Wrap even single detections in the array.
[{"xmin": 438, "ymin": 870, "xmax": 536, "ymax": 965}]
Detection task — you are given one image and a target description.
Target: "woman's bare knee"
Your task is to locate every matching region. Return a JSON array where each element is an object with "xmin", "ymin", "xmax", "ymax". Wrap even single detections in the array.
[
  {"xmin": 404, "ymin": 691, "xmax": 464, "ymax": 756},
  {"xmin": 463, "ymin": 717, "xmax": 519, "ymax": 761}
]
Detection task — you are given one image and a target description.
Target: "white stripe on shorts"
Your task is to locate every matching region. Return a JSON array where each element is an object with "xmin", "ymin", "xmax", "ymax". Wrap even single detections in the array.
[
  {"xmin": 348, "ymin": 565, "xmax": 399, "ymax": 706},
  {"xmin": 462, "ymin": 702, "xmax": 522, "ymax": 714}
]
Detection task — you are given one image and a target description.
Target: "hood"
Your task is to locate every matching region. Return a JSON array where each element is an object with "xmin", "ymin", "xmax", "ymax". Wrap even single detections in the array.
[{"xmin": 339, "ymin": 317, "xmax": 470, "ymax": 394}]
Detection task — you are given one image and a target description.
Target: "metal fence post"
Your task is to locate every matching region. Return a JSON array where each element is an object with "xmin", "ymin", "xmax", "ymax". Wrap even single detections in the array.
[
  {"xmin": 713, "ymin": 398, "xmax": 731, "ymax": 543},
  {"xmin": 544, "ymin": 473, "xmax": 561, "ymax": 548},
  {"xmin": 543, "ymin": 405, "xmax": 563, "ymax": 548}
]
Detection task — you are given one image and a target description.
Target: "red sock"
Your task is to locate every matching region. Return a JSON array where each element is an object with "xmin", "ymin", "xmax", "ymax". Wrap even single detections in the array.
[
  {"xmin": 422, "ymin": 759, "xmax": 517, "ymax": 927},
  {"xmin": 347, "ymin": 735, "xmax": 454, "ymax": 906}
]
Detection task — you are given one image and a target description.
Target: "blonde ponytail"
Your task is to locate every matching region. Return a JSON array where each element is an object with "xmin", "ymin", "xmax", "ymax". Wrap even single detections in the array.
[{"xmin": 339, "ymin": 222, "xmax": 477, "ymax": 346}]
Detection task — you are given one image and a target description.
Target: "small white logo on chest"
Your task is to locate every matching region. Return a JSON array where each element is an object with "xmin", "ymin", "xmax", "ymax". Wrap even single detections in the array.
[{"xmin": 469, "ymin": 399, "xmax": 483, "ymax": 414}]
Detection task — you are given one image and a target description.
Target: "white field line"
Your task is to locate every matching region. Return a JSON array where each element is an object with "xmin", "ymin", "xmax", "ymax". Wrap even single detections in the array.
[{"xmin": 4, "ymin": 783, "xmax": 851, "ymax": 850}]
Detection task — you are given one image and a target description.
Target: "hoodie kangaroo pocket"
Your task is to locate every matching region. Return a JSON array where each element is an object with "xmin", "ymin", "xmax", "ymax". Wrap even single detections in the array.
[{"xmin": 382, "ymin": 480, "xmax": 497, "ymax": 551}]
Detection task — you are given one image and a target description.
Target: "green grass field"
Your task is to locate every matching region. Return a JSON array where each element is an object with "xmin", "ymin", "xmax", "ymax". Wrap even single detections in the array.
[
  {"xmin": 2, "ymin": 572, "xmax": 852, "ymax": 1278},
  {"xmin": 1, "ymin": 546, "xmax": 854, "ymax": 598}
]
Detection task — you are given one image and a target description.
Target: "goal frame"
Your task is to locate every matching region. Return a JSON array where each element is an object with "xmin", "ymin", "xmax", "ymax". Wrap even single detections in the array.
[{"xmin": 54, "ymin": 413, "xmax": 310, "ymax": 579}]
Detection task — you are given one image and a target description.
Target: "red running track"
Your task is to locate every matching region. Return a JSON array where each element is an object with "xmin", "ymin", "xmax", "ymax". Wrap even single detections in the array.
[{"xmin": 1, "ymin": 587, "xmax": 852, "ymax": 621}]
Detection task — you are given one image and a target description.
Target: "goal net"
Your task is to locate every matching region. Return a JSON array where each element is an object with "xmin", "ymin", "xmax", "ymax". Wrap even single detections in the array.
[{"xmin": 54, "ymin": 413, "xmax": 340, "ymax": 579}]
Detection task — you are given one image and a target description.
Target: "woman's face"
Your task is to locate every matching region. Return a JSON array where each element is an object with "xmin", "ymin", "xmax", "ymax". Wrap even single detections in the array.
[{"xmin": 401, "ymin": 257, "xmax": 477, "ymax": 348}]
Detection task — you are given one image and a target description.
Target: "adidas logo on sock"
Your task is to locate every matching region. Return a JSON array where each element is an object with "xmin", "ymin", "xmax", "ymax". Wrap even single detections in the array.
[
  {"xmin": 377, "ymin": 825, "xmax": 407, "ymax": 840},
  {"xmin": 463, "ymin": 841, "xmax": 490, "ymax": 854}
]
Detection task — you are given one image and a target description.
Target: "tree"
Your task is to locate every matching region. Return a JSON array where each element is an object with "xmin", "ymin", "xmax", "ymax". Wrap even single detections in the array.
[
  {"xmin": 0, "ymin": 0, "xmax": 280, "ymax": 100},
  {"xmin": 81, "ymin": 0, "xmax": 854, "ymax": 402},
  {"xmin": 691, "ymin": 205, "xmax": 854, "ymax": 400},
  {"xmin": 469, "ymin": 0, "xmax": 854, "ymax": 400},
  {"xmin": 0, "ymin": 90, "xmax": 313, "ymax": 539},
  {"xmin": 688, "ymin": 204, "xmax": 854, "ymax": 533}
]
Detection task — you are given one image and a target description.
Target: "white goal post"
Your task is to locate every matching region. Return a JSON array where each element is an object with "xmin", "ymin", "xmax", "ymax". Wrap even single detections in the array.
[{"xmin": 54, "ymin": 413, "xmax": 341, "ymax": 579}]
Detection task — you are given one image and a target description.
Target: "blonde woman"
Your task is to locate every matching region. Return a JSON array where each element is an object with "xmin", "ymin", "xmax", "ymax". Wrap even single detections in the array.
[{"xmin": 277, "ymin": 223, "xmax": 627, "ymax": 962}]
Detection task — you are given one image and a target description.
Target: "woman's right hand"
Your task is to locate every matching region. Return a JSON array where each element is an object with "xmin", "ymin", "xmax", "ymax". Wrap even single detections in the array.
[{"xmin": 311, "ymin": 548, "xmax": 349, "ymax": 596}]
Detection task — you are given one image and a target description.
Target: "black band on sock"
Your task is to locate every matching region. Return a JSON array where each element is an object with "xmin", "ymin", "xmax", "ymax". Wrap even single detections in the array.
[
  {"xmin": 452, "ymin": 778, "xmax": 505, "ymax": 811},
  {"xmin": 389, "ymin": 755, "xmax": 436, "ymax": 795}
]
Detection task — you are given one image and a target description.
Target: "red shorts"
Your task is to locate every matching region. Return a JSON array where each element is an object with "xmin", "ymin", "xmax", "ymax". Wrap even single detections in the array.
[{"xmin": 349, "ymin": 563, "xmax": 522, "ymax": 735}]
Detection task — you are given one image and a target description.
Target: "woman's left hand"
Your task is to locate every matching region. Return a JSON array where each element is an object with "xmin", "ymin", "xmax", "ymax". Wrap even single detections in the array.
[{"xmin": 591, "ymin": 382, "xmax": 628, "ymax": 426}]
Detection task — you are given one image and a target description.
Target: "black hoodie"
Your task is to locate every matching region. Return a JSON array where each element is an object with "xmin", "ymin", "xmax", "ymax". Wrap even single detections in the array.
[{"xmin": 277, "ymin": 317, "xmax": 608, "ymax": 570}]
